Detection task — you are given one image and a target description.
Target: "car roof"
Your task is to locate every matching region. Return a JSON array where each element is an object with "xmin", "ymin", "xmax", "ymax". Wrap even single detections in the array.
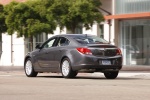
[{"xmin": 54, "ymin": 34, "xmax": 93, "ymax": 38}]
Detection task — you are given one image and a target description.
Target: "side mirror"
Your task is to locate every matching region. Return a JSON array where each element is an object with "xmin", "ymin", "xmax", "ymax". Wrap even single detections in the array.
[{"xmin": 35, "ymin": 44, "xmax": 41, "ymax": 49}]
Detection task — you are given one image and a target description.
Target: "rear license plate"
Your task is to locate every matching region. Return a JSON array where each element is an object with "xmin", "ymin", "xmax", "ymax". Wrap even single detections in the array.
[{"xmin": 102, "ymin": 60, "xmax": 111, "ymax": 65}]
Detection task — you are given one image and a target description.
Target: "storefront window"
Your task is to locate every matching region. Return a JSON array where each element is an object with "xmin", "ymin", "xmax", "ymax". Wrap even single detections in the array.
[
  {"xmin": 115, "ymin": 0, "xmax": 150, "ymax": 14},
  {"xmin": 120, "ymin": 19, "xmax": 150, "ymax": 65}
]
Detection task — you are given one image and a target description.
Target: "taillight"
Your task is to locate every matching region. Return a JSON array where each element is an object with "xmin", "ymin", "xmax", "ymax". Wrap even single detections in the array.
[
  {"xmin": 116, "ymin": 48, "xmax": 122, "ymax": 55},
  {"xmin": 76, "ymin": 48, "xmax": 92, "ymax": 55}
]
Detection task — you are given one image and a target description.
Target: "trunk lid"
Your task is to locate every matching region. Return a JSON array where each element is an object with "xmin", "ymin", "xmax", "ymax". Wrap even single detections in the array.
[{"xmin": 87, "ymin": 44, "xmax": 119, "ymax": 57}]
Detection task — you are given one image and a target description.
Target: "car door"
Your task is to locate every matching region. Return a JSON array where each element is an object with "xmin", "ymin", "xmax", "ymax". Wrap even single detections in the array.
[
  {"xmin": 54, "ymin": 37, "xmax": 70, "ymax": 68},
  {"xmin": 36, "ymin": 37, "xmax": 58, "ymax": 68}
]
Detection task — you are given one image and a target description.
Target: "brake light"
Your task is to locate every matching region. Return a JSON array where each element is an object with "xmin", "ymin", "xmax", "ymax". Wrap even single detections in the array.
[
  {"xmin": 76, "ymin": 48, "xmax": 92, "ymax": 55},
  {"xmin": 116, "ymin": 48, "xmax": 122, "ymax": 55}
]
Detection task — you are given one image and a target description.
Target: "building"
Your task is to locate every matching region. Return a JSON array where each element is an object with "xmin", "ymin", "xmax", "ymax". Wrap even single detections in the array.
[
  {"xmin": 1, "ymin": 0, "xmax": 149, "ymax": 67},
  {"xmin": 0, "ymin": 0, "xmax": 25, "ymax": 5},
  {"xmin": 105, "ymin": 0, "xmax": 150, "ymax": 66}
]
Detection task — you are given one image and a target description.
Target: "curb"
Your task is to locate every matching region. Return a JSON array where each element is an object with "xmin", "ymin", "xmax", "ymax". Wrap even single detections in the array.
[
  {"xmin": 0, "ymin": 66, "xmax": 24, "ymax": 71},
  {"xmin": 121, "ymin": 66, "xmax": 150, "ymax": 71}
]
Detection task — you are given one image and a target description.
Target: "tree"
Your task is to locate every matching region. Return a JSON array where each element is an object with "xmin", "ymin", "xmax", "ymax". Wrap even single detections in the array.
[
  {"xmin": 4, "ymin": 1, "xmax": 57, "ymax": 50},
  {"xmin": 49, "ymin": 0, "xmax": 104, "ymax": 33},
  {"xmin": 4, "ymin": 0, "xmax": 104, "ymax": 36},
  {"xmin": 0, "ymin": 4, "xmax": 7, "ymax": 34},
  {"xmin": 4, "ymin": 1, "xmax": 19, "ymax": 35},
  {"xmin": 47, "ymin": 0, "xmax": 70, "ymax": 30},
  {"xmin": 25, "ymin": 0, "xmax": 56, "ymax": 37},
  {"xmin": 0, "ymin": 4, "xmax": 7, "ymax": 59},
  {"xmin": 4, "ymin": 0, "xmax": 56, "ymax": 38}
]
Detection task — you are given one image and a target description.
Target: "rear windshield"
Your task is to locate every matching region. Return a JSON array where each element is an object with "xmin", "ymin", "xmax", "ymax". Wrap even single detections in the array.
[{"xmin": 74, "ymin": 35, "xmax": 109, "ymax": 44}]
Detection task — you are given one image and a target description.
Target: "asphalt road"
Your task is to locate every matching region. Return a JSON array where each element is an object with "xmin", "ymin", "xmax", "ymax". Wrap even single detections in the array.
[{"xmin": 0, "ymin": 71, "xmax": 150, "ymax": 100}]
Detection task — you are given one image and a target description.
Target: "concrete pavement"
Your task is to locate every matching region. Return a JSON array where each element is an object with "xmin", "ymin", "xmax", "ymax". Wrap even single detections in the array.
[
  {"xmin": 1, "ymin": 65, "xmax": 150, "ymax": 71},
  {"xmin": 0, "ymin": 72, "xmax": 150, "ymax": 100},
  {"xmin": 0, "ymin": 65, "xmax": 150, "ymax": 79}
]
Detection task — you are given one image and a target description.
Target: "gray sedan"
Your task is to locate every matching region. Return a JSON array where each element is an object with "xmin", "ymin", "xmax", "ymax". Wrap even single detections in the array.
[{"xmin": 24, "ymin": 34, "xmax": 122, "ymax": 79}]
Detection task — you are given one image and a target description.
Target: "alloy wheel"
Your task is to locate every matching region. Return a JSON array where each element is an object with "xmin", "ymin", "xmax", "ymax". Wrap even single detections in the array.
[
  {"xmin": 25, "ymin": 60, "xmax": 33, "ymax": 75},
  {"xmin": 62, "ymin": 60, "xmax": 70, "ymax": 76},
  {"xmin": 24, "ymin": 58, "xmax": 38, "ymax": 77}
]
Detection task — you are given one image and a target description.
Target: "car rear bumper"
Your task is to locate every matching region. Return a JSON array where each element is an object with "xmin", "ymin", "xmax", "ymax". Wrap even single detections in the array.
[
  {"xmin": 72, "ymin": 65, "xmax": 122, "ymax": 72},
  {"xmin": 71, "ymin": 55, "xmax": 122, "ymax": 71}
]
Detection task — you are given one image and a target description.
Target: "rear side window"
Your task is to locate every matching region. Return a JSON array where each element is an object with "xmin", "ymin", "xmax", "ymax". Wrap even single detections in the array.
[
  {"xmin": 57, "ymin": 37, "xmax": 70, "ymax": 46},
  {"xmin": 74, "ymin": 35, "xmax": 109, "ymax": 44}
]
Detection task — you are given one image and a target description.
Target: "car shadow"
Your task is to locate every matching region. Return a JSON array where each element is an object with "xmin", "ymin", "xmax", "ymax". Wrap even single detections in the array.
[{"xmin": 37, "ymin": 75, "xmax": 142, "ymax": 80}]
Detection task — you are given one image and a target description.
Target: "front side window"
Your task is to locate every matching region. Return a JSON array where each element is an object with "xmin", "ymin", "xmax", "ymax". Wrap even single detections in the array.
[{"xmin": 43, "ymin": 38, "xmax": 56, "ymax": 48}]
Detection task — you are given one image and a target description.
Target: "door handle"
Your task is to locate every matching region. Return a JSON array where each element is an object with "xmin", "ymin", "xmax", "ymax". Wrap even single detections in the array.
[{"xmin": 59, "ymin": 50, "xmax": 63, "ymax": 52}]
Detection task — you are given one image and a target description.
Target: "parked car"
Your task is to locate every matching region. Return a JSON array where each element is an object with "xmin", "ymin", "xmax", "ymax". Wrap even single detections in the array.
[{"xmin": 24, "ymin": 34, "xmax": 122, "ymax": 79}]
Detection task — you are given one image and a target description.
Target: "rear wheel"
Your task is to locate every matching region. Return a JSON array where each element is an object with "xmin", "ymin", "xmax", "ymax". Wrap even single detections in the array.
[
  {"xmin": 24, "ymin": 58, "xmax": 38, "ymax": 77},
  {"xmin": 104, "ymin": 71, "xmax": 119, "ymax": 79},
  {"xmin": 61, "ymin": 58, "xmax": 78, "ymax": 78}
]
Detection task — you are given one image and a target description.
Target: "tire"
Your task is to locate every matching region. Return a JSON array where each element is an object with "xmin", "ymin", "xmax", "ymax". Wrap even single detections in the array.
[
  {"xmin": 61, "ymin": 58, "xmax": 78, "ymax": 78},
  {"xmin": 104, "ymin": 71, "xmax": 119, "ymax": 79},
  {"xmin": 24, "ymin": 58, "xmax": 38, "ymax": 77}
]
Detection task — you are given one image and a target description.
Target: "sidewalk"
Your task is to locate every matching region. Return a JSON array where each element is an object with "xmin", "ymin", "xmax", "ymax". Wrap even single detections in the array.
[
  {"xmin": 0, "ymin": 66, "xmax": 23, "ymax": 71},
  {"xmin": 0, "ymin": 65, "xmax": 150, "ymax": 72},
  {"xmin": 121, "ymin": 65, "xmax": 150, "ymax": 71}
]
